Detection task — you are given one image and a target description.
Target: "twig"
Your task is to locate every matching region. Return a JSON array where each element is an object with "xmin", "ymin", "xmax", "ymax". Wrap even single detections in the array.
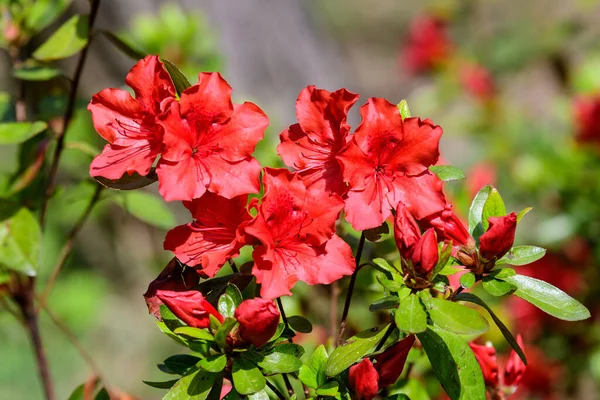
[
  {"xmin": 275, "ymin": 298, "xmax": 298, "ymax": 396},
  {"xmin": 37, "ymin": 184, "xmax": 103, "ymax": 311},
  {"xmin": 374, "ymin": 322, "xmax": 396, "ymax": 352},
  {"xmin": 337, "ymin": 231, "xmax": 366, "ymax": 345},
  {"xmin": 40, "ymin": 0, "xmax": 102, "ymax": 227},
  {"xmin": 265, "ymin": 379, "xmax": 286, "ymax": 400},
  {"xmin": 228, "ymin": 259, "xmax": 239, "ymax": 273},
  {"xmin": 276, "ymin": 297, "xmax": 289, "ymax": 328}
]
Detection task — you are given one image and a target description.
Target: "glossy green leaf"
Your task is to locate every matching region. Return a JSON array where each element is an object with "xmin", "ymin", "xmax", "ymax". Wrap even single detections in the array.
[
  {"xmin": 218, "ymin": 292, "xmax": 237, "ymax": 318},
  {"xmin": 395, "ymin": 378, "xmax": 431, "ymax": 400},
  {"xmin": 417, "ymin": 325, "xmax": 486, "ymax": 400},
  {"xmin": 13, "ymin": 65, "xmax": 63, "ymax": 81},
  {"xmin": 115, "ymin": 190, "xmax": 175, "ymax": 230},
  {"xmin": 386, "ymin": 395, "xmax": 411, "ymax": 400},
  {"xmin": 429, "ymin": 165, "xmax": 466, "ymax": 182},
  {"xmin": 215, "ymin": 318, "xmax": 238, "ymax": 348},
  {"xmin": 33, "ymin": 15, "xmax": 89, "ymax": 61},
  {"xmin": 198, "ymin": 354, "xmax": 227, "ymax": 373},
  {"xmin": 248, "ymin": 344, "xmax": 304, "ymax": 374},
  {"xmin": 428, "ymin": 298, "xmax": 489, "ymax": 335},
  {"xmin": 369, "ymin": 295, "xmax": 400, "ymax": 311},
  {"xmin": 454, "ymin": 293, "xmax": 527, "ymax": 365},
  {"xmin": 174, "ymin": 327, "xmax": 215, "ymax": 341},
  {"xmin": 482, "ymin": 277, "xmax": 517, "ymax": 297},
  {"xmin": 163, "ymin": 368, "xmax": 217, "ymax": 400},
  {"xmin": 325, "ymin": 324, "xmax": 390, "ymax": 377},
  {"xmin": 502, "ymin": 275, "xmax": 590, "ymax": 321},
  {"xmin": 95, "ymin": 389, "xmax": 109, "ymax": 400},
  {"xmin": 516, "ymin": 207, "xmax": 532, "ymax": 223},
  {"xmin": 481, "ymin": 187, "xmax": 506, "ymax": 231},
  {"xmin": 299, "ymin": 345, "xmax": 329, "ymax": 389},
  {"xmin": 163, "ymin": 354, "xmax": 200, "ymax": 375},
  {"xmin": 316, "ymin": 381, "xmax": 340, "ymax": 396},
  {"xmin": 0, "ymin": 208, "xmax": 41, "ymax": 276},
  {"xmin": 163, "ymin": 59, "xmax": 192, "ymax": 95},
  {"xmin": 288, "ymin": 315, "xmax": 312, "ymax": 333},
  {"xmin": 247, "ymin": 390, "xmax": 269, "ymax": 400},
  {"xmin": 98, "ymin": 30, "xmax": 146, "ymax": 60},
  {"xmin": 232, "ymin": 358, "xmax": 266, "ymax": 395},
  {"xmin": 373, "ymin": 258, "xmax": 398, "ymax": 274},
  {"xmin": 395, "ymin": 294, "xmax": 427, "ymax": 334},
  {"xmin": 24, "ymin": 0, "xmax": 72, "ymax": 33},
  {"xmin": 377, "ymin": 274, "xmax": 406, "ymax": 292},
  {"xmin": 398, "ymin": 99, "xmax": 411, "ymax": 119},
  {"xmin": 0, "ymin": 121, "xmax": 47, "ymax": 144},
  {"xmin": 490, "ymin": 268, "xmax": 516, "ymax": 279},
  {"xmin": 142, "ymin": 379, "xmax": 178, "ymax": 389},
  {"xmin": 459, "ymin": 273, "xmax": 476, "ymax": 289},
  {"xmin": 468, "ymin": 185, "xmax": 492, "ymax": 239},
  {"xmin": 496, "ymin": 246, "xmax": 546, "ymax": 266}
]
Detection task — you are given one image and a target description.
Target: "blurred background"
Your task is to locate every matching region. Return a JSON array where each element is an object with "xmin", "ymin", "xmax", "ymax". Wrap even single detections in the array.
[{"xmin": 2, "ymin": 0, "xmax": 600, "ymax": 398}]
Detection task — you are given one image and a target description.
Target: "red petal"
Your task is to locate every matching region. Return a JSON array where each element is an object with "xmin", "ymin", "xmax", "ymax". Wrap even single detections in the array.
[
  {"xmin": 479, "ymin": 213, "xmax": 517, "ymax": 260},
  {"xmin": 89, "ymin": 142, "xmax": 157, "ymax": 179},
  {"xmin": 156, "ymin": 157, "xmax": 209, "ymax": 202},
  {"xmin": 374, "ymin": 335, "xmax": 415, "ymax": 388},
  {"xmin": 388, "ymin": 172, "xmax": 446, "ymax": 220},
  {"xmin": 88, "ymin": 88, "xmax": 145, "ymax": 143},
  {"xmin": 394, "ymin": 202, "xmax": 422, "ymax": 253},
  {"xmin": 469, "ymin": 342, "xmax": 500, "ymax": 387},
  {"xmin": 388, "ymin": 117, "xmax": 442, "ymax": 176},
  {"xmin": 206, "ymin": 156, "xmax": 262, "ymax": 199},
  {"xmin": 159, "ymin": 101, "xmax": 195, "ymax": 162},
  {"xmin": 125, "ymin": 55, "xmax": 176, "ymax": 113},
  {"xmin": 180, "ymin": 72, "xmax": 233, "ymax": 128},
  {"xmin": 349, "ymin": 359, "xmax": 379, "ymax": 400}
]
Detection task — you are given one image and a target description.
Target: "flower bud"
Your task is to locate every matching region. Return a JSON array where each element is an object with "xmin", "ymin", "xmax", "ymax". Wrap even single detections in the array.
[
  {"xmin": 469, "ymin": 342, "xmax": 499, "ymax": 388},
  {"xmin": 394, "ymin": 202, "xmax": 421, "ymax": 255},
  {"xmin": 155, "ymin": 290, "xmax": 223, "ymax": 329},
  {"xmin": 373, "ymin": 335, "xmax": 415, "ymax": 388},
  {"xmin": 420, "ymin": 205, "xmax": 471, "ymax": 247},
  {"xmin": 234, "ymin": 298, "xmax": 280, "ymax": 347},
  {"xmin": 503, "ymin": 335, "xmax": 526, "ymax": 388},
  {"xmin": 410, "ymin": 229, "xmax": 439, "ymax": 276},
  {"xmin": 348, "ymin": 359, "xmax": 379, "ymax": 400},
  {"xmin": 479, "ymin": 213, "xmax": 517, "ymax": 261}
]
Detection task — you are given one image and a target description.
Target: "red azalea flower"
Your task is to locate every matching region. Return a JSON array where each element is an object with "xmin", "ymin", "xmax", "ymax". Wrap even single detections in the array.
[
  {"xmin": 479, "ymin": 213, "xmax": 517, "ymax": 261},
  {"xmin": 573, "ymin": 93, "xmax": 600, "ymax": 146},
  {"xmin": 393, "ymin": 202, "xmax": 422, "ymax": 252},
  {"xmin": 373, "ymin": 335, "xmax": 415, "ymax": 388},
  {"xmin": 277, "ymin": 86, "xmax": 359, "ymax": 195},
  {"xmin": 349, "ymin": 359, "xmax": 379, "ymax": 400},
  {"xmin": 163, "ymin": 192, "xmax": 253, "ymax": 277},
  {"xmin": 234, "ymin": 298, "xmax": 280, "ymax": 347},
  {"xmin": 156, "ymin": 72, "xmax": 268, "ymax": 201},
  {"xmin": 338, "ymin": 98, "xmax": 446, "ymax": 231},
  {"xmin": 243, "ymin": 168, "xmax": 355, "ymax": 299},
  {"xmin": 419, "ymin": 204, "xmax": 471, "ymax": 248},
  {"xmin": 469, "ymin": 342, "xmax": 499, "ymax": 388},
  {"xmin": 155, "ymin": 290, "xmax": 223, "ymax": 329},
  {"xmin": 460, "ymin": 63, "xmax": 496, "ymax": 101},
  {"xmin": 89, "ymin": 55, "xmax": 176, "ymax": 179},
  {"xmin": 401, "ymin": 14, "xmax": 452, "ymax": 74}
]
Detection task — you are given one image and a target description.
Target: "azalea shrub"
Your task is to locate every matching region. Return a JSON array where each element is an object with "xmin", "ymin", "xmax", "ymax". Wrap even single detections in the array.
[{"xmin": 0, "ymin": 2, "xmax": 596, "ymax": 400}]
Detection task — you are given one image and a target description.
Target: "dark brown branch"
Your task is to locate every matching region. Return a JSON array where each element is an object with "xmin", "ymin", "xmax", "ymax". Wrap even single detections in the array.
[{"xmin": 337, "ymin": 231, "xmax": 366, "ymax": 345}]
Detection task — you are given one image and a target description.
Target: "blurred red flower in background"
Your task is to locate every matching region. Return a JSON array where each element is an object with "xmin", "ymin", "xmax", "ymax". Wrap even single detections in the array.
[
  {"xmin": 400, "ymin": 14, "xmax": 453, "ymax": 74},
  {"xmin": 573, "ymin": 93, "xmax": 600, "ymax": 146}
]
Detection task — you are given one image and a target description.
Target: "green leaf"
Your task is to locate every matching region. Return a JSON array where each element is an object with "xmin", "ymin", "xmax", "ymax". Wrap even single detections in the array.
[
  {"xmin": 397, "ymin": 99, "xmax": 411, "ymax": 119},
  {"xmin": 232, "ymin": 358, "xmax": 266, "ymax": 395},
  {"xmin": 459, "ymin": 273, "xmax": 476, "ymax": 289},
  {"xmin": 437, "ymin": 265, "xmax": 462, "ymax": 276},
  {"xmin": 395, "ymin": 294, "xmax": 427, "ymax": 334},
  {"xmin": 316, "ymin": 381, "xmax": 340, "ymax": 396},
  {"xmin": 13, "ymin": 65, "xmax": 63, "ymax": 81},
  {"xmin": 468, "ymin": 185, "xmax": 492, "ymax": 239},
  {"xmin": 386, "ymin": 395, "xmax": 411, "ymax": 400},
  {"xmin": 495, "ymin": 246, "xmax": 546, "ymax": 266},
  {"xmin": 218, "ymin": 292, "xmax": 237, "ymax": 318},
  {"xmin": 288, "ymin": 315, "xmax": 312, "ymax": 333},
  {"xmin": 247, "ymin": 390, "xmax": 270, "ymax": 400},
  {"xmin": 427, "ymin": 298, "xmax": 489, "ymax": 335},
  {"xmin": 377, "ymin": 274, "xmax": 406, "ymax": 292},
  {"xmin": 364, "ymin": 221, "xmax": 389, "ymax": 242},
  {"xmin": 299, "ymin": 345, "xmax": 329, "ymax": 389},
  {"xmin": 248, "ymin": 344, "xmax": 304, "ymax": 374},
  {"xmin": 163, "ymin": 59, "xmax": 192, "ymax": 95},
  {"xmin": 174, "ymin": 327, "xmax": 215, "ymax": 341},
  {"xmin": 33, "ymin": 15, "xmax": 89, "ymax": 61},
  {"xmin": 95, "ymin": 389, "xmax": 109, "ymax": 400},
  {"xmin": 325, "ymin": 324, "xmax": 390, "ymax": 377},
  {"xmin": 516, "ymin": 207, "xmax": 532, "ymax": 223},
  {"xmin": 0, "ymin": 208, "xmax": 41, "ymax": 276},
  {"xmin": 490, "ymin": 268, "xmax": 516, "ymax": 279},
  {"xmin": 373, "ymin": 258, "xmax": 398, "ymax": 274},
  {"xmin": 417, "ymin": 325, "xmax": 486, "ymax": 400},
  {"xmin": 482, "ymin": 277, "xmax": 516, "ymax": 297},
  {"xmin": 0, "ymin": 121, "xmax": 47, "ymax": 144},
  {"xmin": 225, "ymin": 285, "xmax": 243, "ymax": 307},
  {"xmin": 98, "ymin": 30, "xmax": 146, "ymax": 60},
  {"xmin": 163, "ymin": 354, "xmax": 200, "ymax": 375},
  {"xmin": 369, "ymin": 295, "xmax": 400, "ymax": 312},
  {"xmin": 502, "ymin": 275, "xmax": 590, "ymax": 321},
  {"xmin": 454, "ymin": 293, "xmax": 527, "ymax": 365},
  {"xmin": 163, "ymin": 368, "xmax": 217, "ymax": 400},
  {"xmin": 24, "ymin": 0, "xmax": 72, "ymax": 33},
  {"xmin": 215, "ymin": 318, "xmax": 238, "ymax": 348},
  {"xmin": 142, "ymin": 379, "xmax": 178, "ymax": 389},
  {"xmin": 114, "ymin": 190, "xmax": 175, "ymax": 230},
  {"xmin": 198, "ymin": 354, "xmax": 227, "ymax": 373},
  {"xmin": 94, "ymin": 169, "xmax": 158, "ymax": 190},
  {"xmin": 429, "ymin": 166, "xmax": 466, "ymax": 182},
  {"xmin": 481, "ymin": 187, "xmax": 506, "ymax": 232}
]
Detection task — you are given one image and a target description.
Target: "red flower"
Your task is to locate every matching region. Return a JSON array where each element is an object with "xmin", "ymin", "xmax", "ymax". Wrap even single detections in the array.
[
  {"xmin": 349, "ymin": 359, "xmax": 379, "ymax": 400},
  {"xmin": 89, "ymin": 55, "xmax": 175, "ymax": 179},
  {"xmin": 460, "ymin": 63, "xmax": 496, "ymax": 101},
  {"xmin": 469, "ymin": 342, "xmax": 499, "ymax": 387},
  {"xmin": 155, "ymin": 290, "xmax": 223, "ymax": 329},
  {"xmin": 164, "ymin": 192, "xmax": 252, "ymax": 277},
  {"xmin": 156, "ymin": 72, "xmax": 268, "ymax": 201},
  {"xmin": 410, "ymin": 229, "xmax": 439, "ymax": 276},
  {"xmin": 234, "ymin": 298, "xmax": 280, "ymax": 347},
  {"xmin": 243, "ymin": 168, "xmax": 355, "ymax": 299},
  {"xmin": 394, "ymin": 202, "xmax": 421, "ymax": 252},
  {"xmin": 401, "ymin": 15, "xmax": 452, "ymax": 74},
  {"xmin": 420, "ymin": 205, "xmax": 471, "ymax": 248},
  {"xmin": 337, "ymin": 98, "xmax": 446, "ymax": 231},
  {"xmin": 479, "ymin": 213, "xmax": 517, "ymax": 260},
  {"xmin": 277, "ymin": 86, "xmax": 359, "ymax": 195},
  {"xmin": 573, "ymin": 94, "xmax": 600, "ymax": 145},
  {"xmin": 503, "ymin": 335, "xmax": 527, "ymax": 388},
  {"xmin": 373, "ymin": 335, "xmax": 415, "ymax": 388}
]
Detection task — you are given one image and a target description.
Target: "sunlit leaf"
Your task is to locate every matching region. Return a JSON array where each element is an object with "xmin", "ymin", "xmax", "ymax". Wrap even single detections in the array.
[{"xmin": 33, "ymin": 15, "xmax": 89, "ymax": 61}]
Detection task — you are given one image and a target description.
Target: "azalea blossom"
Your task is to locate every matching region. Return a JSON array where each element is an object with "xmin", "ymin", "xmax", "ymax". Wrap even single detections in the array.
[
  {"xmin": 243, "ymin": 168, "xmax": 355, "ymax": 299},
  {"xmin": 479, "ymin": 213, "xmax": 517, "ymax": 261},
  {"xmin": 400, "ymin": 14, "xmax": 452, "ymax": 74},
  {"xmin": 234, "ymin": 298, "xmax": 280, "ymax": 347},
  {"xmin": 337, "ymin": 98, "xmax": 446, "ymax": 231},
  {"xmin": 89, "ymin": 55, "xmax": 175, "ymax": 179},
  {"xmin": 277, "ymin": 86, "xmax": 359, "ymax": 195},
  {"xmin": 163, "ymin": 192, "xmax": 253, "ymax": 277},
  {"xmin": 155, "ymin": 290, "xmax": 223, "ymax": 329},
  {"xmin": 573, "ymin": 93, "xmax": 600, "ymax": 147},
  {"xmin": 156, "ymin": 72, "xmax": 268, "ymax": 201}
]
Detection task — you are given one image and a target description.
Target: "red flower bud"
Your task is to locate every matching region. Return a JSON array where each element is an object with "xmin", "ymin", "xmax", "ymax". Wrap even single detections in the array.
[
  {"xmin": 373, "ymin": 335, "xmax": 415, "ymax": 388},
  {"xmin": 155, "ymin": 290, "xmax": 223, "ymax": 329},
  {"xmin": 348, "ymin": 359, "xmax": 379, "ymax": 400},
  {"xmin": 420, "ymin": 205, "xmax": 471, "ymax": 247},
  {"xmin": 394, "ymin": 202, "xmax": 421, "ymax": 255},
  {"xmin": 573, "ymin": 94, "xmax": 600, "ymax": 146},
  {"xmin": 503, "ymin": 335, "xmax": 526, "ymax": 388},
  {"xmin": 234, "ymin": 298, "xmax": 280, "ymax": 347},
  {"xmin": 410, "ymin": 229, "xmax": 439, "ymax": 276},
  {"xmin": 479, "ymin": 213, "xmax": 517, "ymax": 260},
  {"xmin": 469, "ymin": 342, "xmax": 499, "ymax": 388}
]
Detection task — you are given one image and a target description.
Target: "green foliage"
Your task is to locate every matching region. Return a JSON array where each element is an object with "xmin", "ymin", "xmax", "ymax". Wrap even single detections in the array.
[
  {"xmin": 0, "ymin": 206, "xmax": 41, "ymax": 276},
  {"xmin": 429, "ymin": 165, "xmax": 466, "ymax": 182},
  {"xmin": 0, "ymin": 121, "xmax": 47, "ymax": 144},
  {"xmin": 495, "ymin": 245, "xmax": 546, "ymax": 266},
  {"xmin": 481, "ymin": 277, "xmax": 517, "ymax": 297},
  {"xmin": 163, "ymin": 367, "xmax": 218, "ymax": 400},
  {"xmin": 299, "ymin": 345, "xmax": 329, "ymax": 389},
  {"xmin": 427, "ymin": 298, "xmax": 489, "ymax": 335},
  {"xmin": 114, "ymin": 190, "xmax": 175, "ymax": 230},
  {"xmin": 163, "ymin": 59, "xmax": 193, "ymax": 96},
  {"xmin": 287, "ymin": 315, "xmax": 313, "ymax": 333},
  {"xmin": 197, "ymin": 354, "xmax": 227, "ymax": 373},
  {"xmin": 232, "ymin": 358, "xmax": 266, "ymax": 395},
  {"xmin": 396, "ymin": 294, "xmax": 428, "ymax": 334},
  {"xmin": 481, "ymin": 187, "xmax": 506, "ymax": 231},
  {"xmin": 397, "ymin": 99, "xmax": 411, "ymax": 119},
  {"xmin": 245, "ymin": 343, "xmax": 304, "ymax": 374},
  {"xmin": 13, "ymin": 64, "xmax": 63, "ymax": 81},
  {"xmin": 459, "ymin": 272, "xmax": 476, "ymax": 289},
  {"xmin": 33, "ymin": 15, "xmax": 89, "ymax": 61},
  {"xmin": 370, "ymin": 295, "xmax": 400, "ymax": 311},
  {"xmin": 468, "ymin": 185, "xmax": 492, "ymax": 240}
]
